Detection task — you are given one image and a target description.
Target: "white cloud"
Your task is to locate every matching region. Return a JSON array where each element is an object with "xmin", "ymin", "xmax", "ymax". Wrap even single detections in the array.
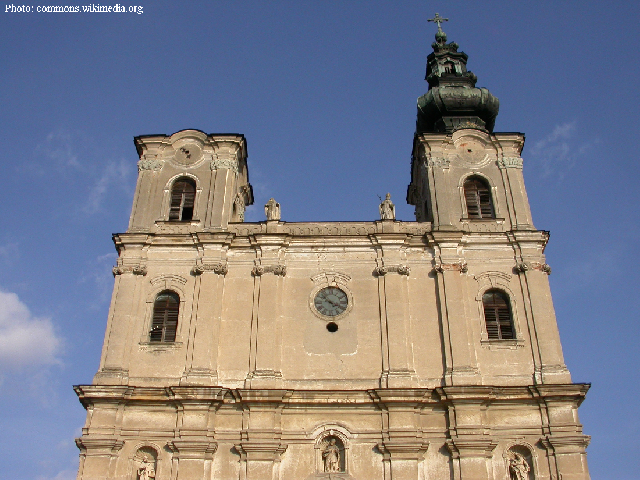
[
  {"xmin": 528, "ymin": 121, "xmax": 597, "ymax": 181},
  {"xmin": 83, "ymin": 159, "xmax": 131, "ymax": 214},
  {"xmin": 0, "ymin": 242, "xmax": 19, "ymax": 262},
  {"xmin": 0, "ymin": 290, "xmax": 63, "ymax": 368},
  {"xmin": 38, "ymin": 130, "xmax": 81, "ymax": 170}
]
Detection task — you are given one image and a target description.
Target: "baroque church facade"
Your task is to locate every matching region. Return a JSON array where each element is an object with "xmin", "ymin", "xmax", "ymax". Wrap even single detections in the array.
[{"xmin": 75, "ymin": 21, "xmax": 591, "ymax": 480}]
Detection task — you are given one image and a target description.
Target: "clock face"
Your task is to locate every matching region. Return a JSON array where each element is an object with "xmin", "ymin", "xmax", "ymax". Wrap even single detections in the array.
[{"xmin": 314, "ymin": 287, "xmax": 348, "ymax": 317}]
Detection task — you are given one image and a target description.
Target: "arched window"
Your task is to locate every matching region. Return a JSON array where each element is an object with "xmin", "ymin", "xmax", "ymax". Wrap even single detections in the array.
[
  {"xmin": 482, "ymin": 289, "xmax": 514, "ymax": 340},
  {"xmin": 169, "ymin": 178, "xmax": 196, "ymax": 221},
  {"xmin": 150, "ymin": 291, "xmax": 179, "ymax": 342},
  {"xmin": 464, "ymin": 177, "xmax": 494, "ymax": 219}
]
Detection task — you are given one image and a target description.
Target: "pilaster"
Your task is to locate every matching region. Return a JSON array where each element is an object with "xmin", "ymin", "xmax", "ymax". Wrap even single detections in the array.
[
  {"xmin": 373, "ymin": 389, "xmax": 430, "ymax": 480},
  {"xmin": 167, "ymin": 439, "xmax": 218, "ymax": 479},
  {"xmin": 246, "ymin": 233, "xmax": 289, "ymax": 388},
  {"xmin": 373, "ymin": 231, "xmax": 417, "ymax": 388},
  {"xmin": 182, "ymin": 232, "xmax": 234, "ymax": 385},
  {"xmin": 431, "ymin": 232, "xmax": 479, "ymax": 385},
  {"xmin": 236, "ymin": 389, "xmax": 291, "ymax": 480}
]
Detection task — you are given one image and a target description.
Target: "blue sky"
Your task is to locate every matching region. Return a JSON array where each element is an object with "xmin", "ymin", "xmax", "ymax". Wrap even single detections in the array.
[{"xmin": 1, "ymin": 1, "xmax": 639, "ymax": 478}]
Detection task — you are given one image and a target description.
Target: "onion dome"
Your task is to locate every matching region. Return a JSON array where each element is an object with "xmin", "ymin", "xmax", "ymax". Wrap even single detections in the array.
[{"xmin": 416, "ymin": 14, "xmax": 499, "ymax": 134}]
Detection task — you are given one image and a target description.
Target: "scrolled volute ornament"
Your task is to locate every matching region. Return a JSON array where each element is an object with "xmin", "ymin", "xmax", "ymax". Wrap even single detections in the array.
[
  {"xmin": 374, "ymin": 264, "xmax": 411, "ymax": 276},
  {"xmin": 112, "ymin": 262, "xmax": 147, "ymax": 276},
  {"xmin": 192, "ymin": 261, "xmax": 228, "ymax": 276},
  {"xmin": 252, "ymin": 264, "xmax": 287, "ymax": 277},
  {"xmin": 531, "ymin": 262, "xmax": 552, "ymax": 275},
  {"xmin": 433, "ymin": 260, "xmax": 467, "ymax": 274}
]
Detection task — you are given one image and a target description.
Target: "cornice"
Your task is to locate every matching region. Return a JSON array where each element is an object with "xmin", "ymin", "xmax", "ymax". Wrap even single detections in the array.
[{"xmin": 74, "ymin": 385, "xmax": 590, "ymax": 408}]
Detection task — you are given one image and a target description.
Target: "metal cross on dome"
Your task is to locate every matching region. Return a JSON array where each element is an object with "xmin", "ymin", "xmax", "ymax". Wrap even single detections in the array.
[{"xmin": 427, "ymin": 13, "xmax": 448, "ymax": 33}]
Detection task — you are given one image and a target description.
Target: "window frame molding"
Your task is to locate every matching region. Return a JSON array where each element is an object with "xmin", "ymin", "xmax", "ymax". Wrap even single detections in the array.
[
  {"xmin": 140, "ymin": 275, "xmax": 188, "ymax": 347},
  {"xmin": 161, "ymin": 173, "xmax": 203, "ymax": 222},
  {"xmin": 458, "ymin": 172, "xmax": 501, "ymax": 221},
  {"xmin": 474, "ymin": 272, "xmax": 524, "ymax": 348}
]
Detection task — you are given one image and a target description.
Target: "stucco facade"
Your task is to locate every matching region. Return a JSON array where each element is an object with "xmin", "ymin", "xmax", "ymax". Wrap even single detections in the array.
[{"xmin": 75, "ymin": 26, "xmax": 590, "ymax": 480}]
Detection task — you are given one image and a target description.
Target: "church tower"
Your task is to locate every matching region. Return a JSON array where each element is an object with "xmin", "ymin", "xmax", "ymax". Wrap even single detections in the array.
[{"xmin": 75, "ymin": 17, "xmax": 590, "ymax": 480}]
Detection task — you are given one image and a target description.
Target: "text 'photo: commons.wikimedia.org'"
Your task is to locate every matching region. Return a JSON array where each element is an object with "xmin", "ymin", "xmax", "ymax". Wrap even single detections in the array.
[{"xmin": 6, "ymin": 3, "xmax": 143, "ymax": 13}]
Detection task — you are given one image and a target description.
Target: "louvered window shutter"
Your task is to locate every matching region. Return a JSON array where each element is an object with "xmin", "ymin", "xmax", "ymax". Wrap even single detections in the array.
[
  {"xmin": 169, "ymin": 179, "xmax": 196, "ymax": 221},
  {"xmin": 482, "ymin": 290, "xmax": 514, "ymax": 340},
  {"xmin": 150, "ymin": 291, "xmax": 180, "ymax": 342},
  {"xmin": 464, "ymin": 178, "xmax": 495, "ymax": 219}
]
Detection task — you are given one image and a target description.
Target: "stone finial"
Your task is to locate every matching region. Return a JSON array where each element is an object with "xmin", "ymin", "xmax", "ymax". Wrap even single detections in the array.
[
  {"xmin": 264, "ymin": 198, "xmax": 281, "ymax": 221},
  {"xmin": 379, "ymin": 193, "xmax": 396, "ymax": 220}
]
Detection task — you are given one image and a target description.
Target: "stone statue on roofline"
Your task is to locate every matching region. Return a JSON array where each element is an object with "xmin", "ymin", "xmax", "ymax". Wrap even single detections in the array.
[
  {"xmin": 265, "ymin": 198, "xmax": 281, "ymax": 221},
  {"xmin": 379, "ymin": 193, "xmax": 395, "ymax": 220}
]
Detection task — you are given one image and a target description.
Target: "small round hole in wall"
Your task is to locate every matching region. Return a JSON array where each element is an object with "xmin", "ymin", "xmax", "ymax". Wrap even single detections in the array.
[{"xmin": 326, "ymin": 322, "xmax": 338, "ymax": 333}]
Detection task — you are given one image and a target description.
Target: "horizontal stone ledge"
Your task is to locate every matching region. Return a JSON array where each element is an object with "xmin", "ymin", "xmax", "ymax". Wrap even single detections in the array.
[{"xmin": 75, "ymin": 384, "xmax": 591, "ymax": 406}]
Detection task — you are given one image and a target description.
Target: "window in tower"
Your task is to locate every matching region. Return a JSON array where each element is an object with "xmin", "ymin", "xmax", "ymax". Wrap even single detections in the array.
[
  {"xmin": 150, "ymin": 291, "xmax": 179, "ymax": 342},
  {"xmin": 464, "ymin": 177, "xmax": 494, "ymax": 219},
  {"xmin": 168, "ymin": 178, "xmax": 196, "ymax": 221},
  {"xmin": 482, "ymin": 289, "xmax": 514, "ymax": 340}
]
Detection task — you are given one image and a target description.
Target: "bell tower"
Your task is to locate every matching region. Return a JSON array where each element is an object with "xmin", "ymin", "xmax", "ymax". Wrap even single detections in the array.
[
  {"xmin": 407, "ymin": 15, "xmax": 534, "ymax": 234},
  {"xmin": 130, "ymin": 129, "xmax": 253, "ymax": 234}
]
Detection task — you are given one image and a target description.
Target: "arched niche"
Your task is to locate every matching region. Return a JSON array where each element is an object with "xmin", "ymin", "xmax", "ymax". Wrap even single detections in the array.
[
  {"xmin": 131, "ymin": 445, "xmax": 158, "ymax": 480},
  {"xmin": 503, "ymin": 443, "xmax": 537, "ymax": 480}
]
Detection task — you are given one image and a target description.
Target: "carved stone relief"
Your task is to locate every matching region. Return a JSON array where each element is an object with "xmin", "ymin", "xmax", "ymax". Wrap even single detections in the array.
[
  {"xmin": 137, "ymin": 155, "xmax": 163, "ymax": 171},
  {"xmin": 433, "ymin": 260, "xmax": 467, "ymax": 274},
  {"xmin": 252, "ymin": 264, "xmax": 286, "ymax": 276},
  {"xmin": 210, "ymin": 155, "xmax": 239, "ymax": 173},
  {"xmin": 113, "ymin": 261, "xmax": 147, "ymax": 276},
  {"xmin": 515, "ymin": 262, "xmax": 551, "ymax": 275},
  {"xmin": 498, "ymin": 157, "xmax": 524, "ymax": 169},
  {"xmin": 192, "ymin": 261, "xmax": 228, "ymax": 276},
  {"xmin": 374, "ymin": 264, "xmax": 410, "ymax": 276},
  {"xmin": 426, "ymin": 156, "xmax": 451, "ymax": 168}
]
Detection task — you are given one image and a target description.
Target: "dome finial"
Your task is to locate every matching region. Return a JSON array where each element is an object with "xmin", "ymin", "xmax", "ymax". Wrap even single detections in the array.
[{"xmin": 427, "ymin": 12, "xmax": 449, "ymax": 43}]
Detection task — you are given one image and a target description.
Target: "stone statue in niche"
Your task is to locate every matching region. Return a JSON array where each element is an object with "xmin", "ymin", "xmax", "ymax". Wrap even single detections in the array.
[
  {"xmin": 379, "ymin": 193, "xmax": 395, "ymax": 220},
  {"xmin": 508, "ymin": 451, "xmax": 530, "ymax": 480},
  {"xmin": 322, "ymin": 438, "xmax": 341, "ymax": 472},
  {"xmin": 137, "ymin": 454, "xmax": 156, "ymax": 480},
  {"xmin": 264, "ymin": 198, "xmax": 281, "ymax": 221}
]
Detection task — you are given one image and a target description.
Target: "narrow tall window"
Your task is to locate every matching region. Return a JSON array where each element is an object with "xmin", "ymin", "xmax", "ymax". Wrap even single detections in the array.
[
  {"xmin": 169, "ymin": 178, "xmax": 196, "ymax": 221},
  {"xmin": 150, "ymin": 291, "xmax": 179, "ymax": 342},
  {"xmin": 464, "ymin": 177, "xmax": 494, "ymax": 219},
  {"xmin": 483, "ymin": 289, "xmax": 514, "ymax": 340}
]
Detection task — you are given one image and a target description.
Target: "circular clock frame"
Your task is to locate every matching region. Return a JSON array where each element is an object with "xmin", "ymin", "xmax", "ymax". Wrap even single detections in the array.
[{"xmin": 310, "ymin": 284, "xmax": 353, "ymax": 321}]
